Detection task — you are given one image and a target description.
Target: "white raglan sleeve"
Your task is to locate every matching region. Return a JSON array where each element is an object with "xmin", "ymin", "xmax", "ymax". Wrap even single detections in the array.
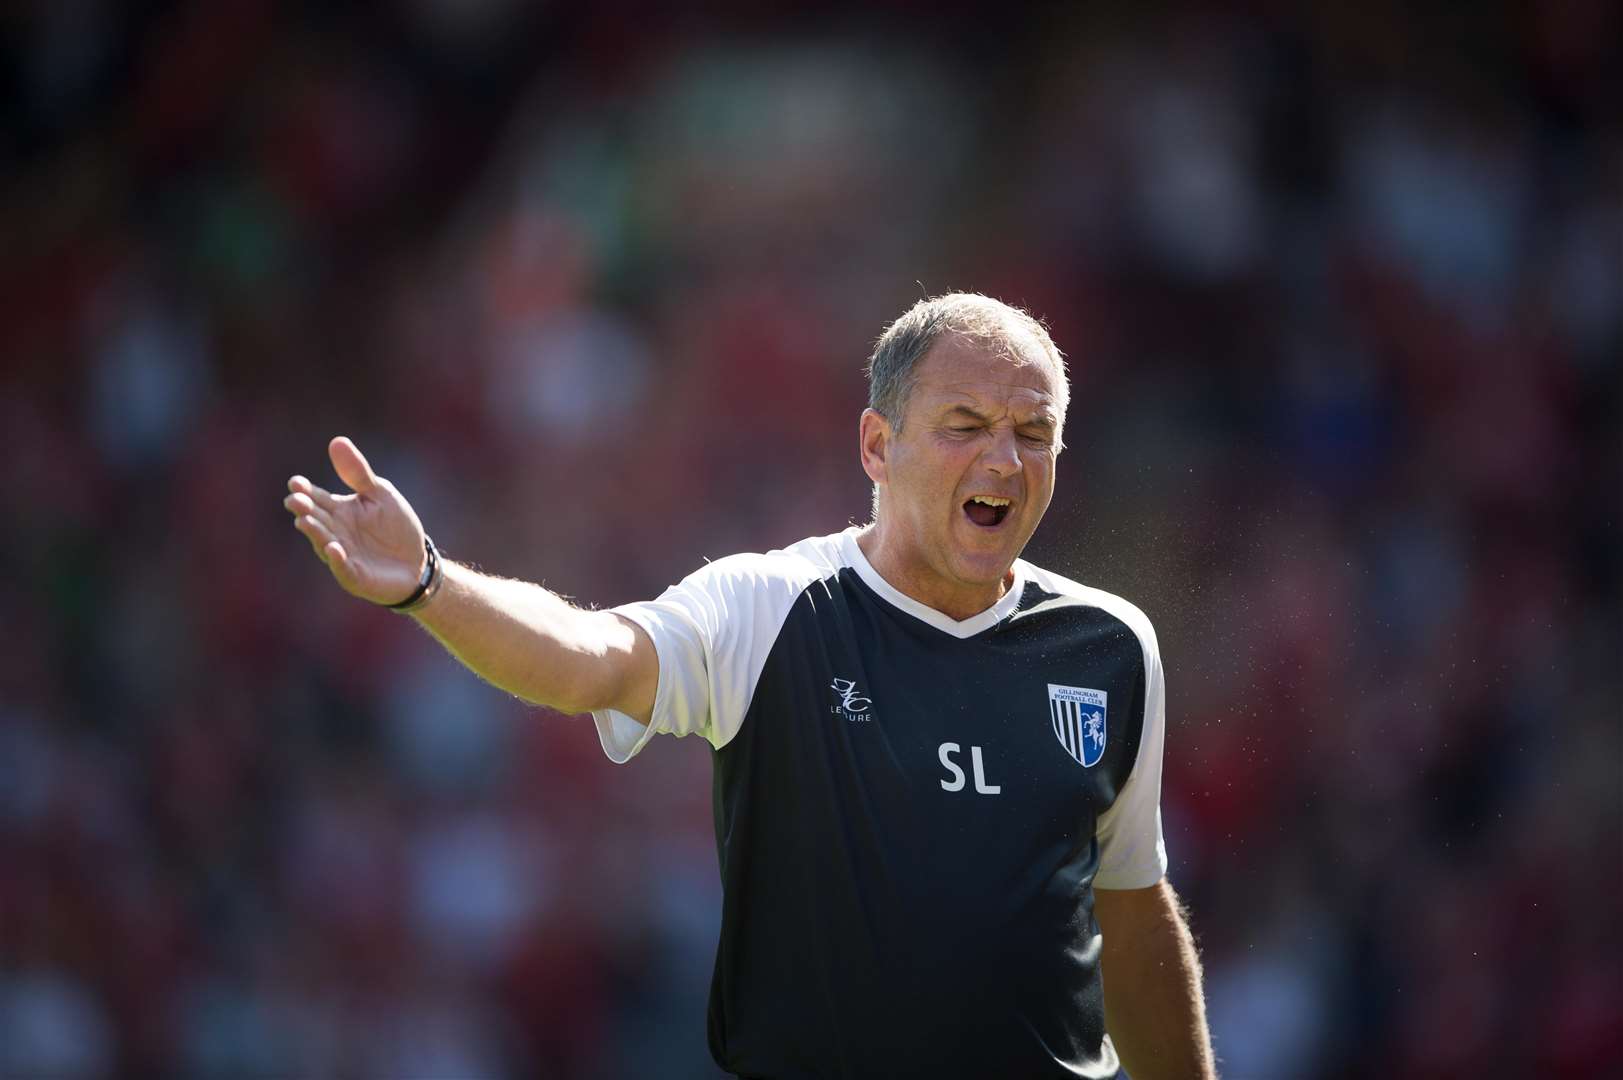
[
  {"xmin": 1092, "ymin": 617, "xmax": 1171, "ymax": 890},
  {"xmin": 590, "ymin": 552, "xmax": 814, "ymax": 764}
]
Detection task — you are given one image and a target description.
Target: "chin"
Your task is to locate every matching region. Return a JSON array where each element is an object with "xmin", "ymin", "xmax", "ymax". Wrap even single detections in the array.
[{"xmin": 948, "ymin": 548, "xmax": 1016, "ymax": 586}]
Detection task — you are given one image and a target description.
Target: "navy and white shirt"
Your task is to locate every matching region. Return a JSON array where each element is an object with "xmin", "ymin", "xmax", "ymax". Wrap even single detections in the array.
[{"xmin": 593, "ymin": 528, "xmax": 1168, "ymax": 1080}]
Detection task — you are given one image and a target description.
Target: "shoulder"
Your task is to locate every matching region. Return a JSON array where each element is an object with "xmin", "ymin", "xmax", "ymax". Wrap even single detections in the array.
[
  {"xmin": 1017, "ymin": 560, "xmax": 1161, "ymax": 659},
  {"xmin": 673, "ymin": 530, "xmax": 849, "ymax": 601}
]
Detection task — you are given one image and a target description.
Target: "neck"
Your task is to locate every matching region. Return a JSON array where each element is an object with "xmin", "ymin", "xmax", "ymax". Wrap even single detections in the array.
[{"xmin": 855, "ymin": 522, "xmax": 1013, "ymax": 622}]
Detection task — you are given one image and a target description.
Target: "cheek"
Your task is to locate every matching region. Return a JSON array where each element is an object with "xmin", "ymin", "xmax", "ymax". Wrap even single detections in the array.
[
  {"xmin": 1025, "ymin": 454, "xmax": 1057, "ymax": 497},
  {"xmin": 899, "ymin": 444, "xmax": 971, "ymax": 492}
]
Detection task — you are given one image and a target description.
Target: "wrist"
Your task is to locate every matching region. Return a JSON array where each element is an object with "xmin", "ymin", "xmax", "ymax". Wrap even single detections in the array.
[{"xmin": 387, "ymin": 536, "xmax": 444, "ymax": 614}]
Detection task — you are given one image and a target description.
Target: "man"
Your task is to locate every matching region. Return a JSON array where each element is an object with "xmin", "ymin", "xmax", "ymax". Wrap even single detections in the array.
[{"xmin": 284, "ymin": 293, "xmax": 1216, "ymax": 1079}]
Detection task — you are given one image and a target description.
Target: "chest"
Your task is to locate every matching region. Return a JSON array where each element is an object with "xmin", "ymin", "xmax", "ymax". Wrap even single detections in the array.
[{"xmin": 736, "ymin": 581, "xmax": 1148, "ymax": 826}]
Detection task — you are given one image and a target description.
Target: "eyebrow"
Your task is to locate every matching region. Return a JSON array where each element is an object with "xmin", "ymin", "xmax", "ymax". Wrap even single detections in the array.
[{"xmin": 943, "ymin": 404, "xmax": 1056, "ymax": 430}]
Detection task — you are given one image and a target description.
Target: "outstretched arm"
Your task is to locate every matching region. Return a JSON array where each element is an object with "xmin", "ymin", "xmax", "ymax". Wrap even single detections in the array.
[
  {"xmin": 283, "ymin": 436, "xmax": 656, "ymax": 720},
  {"xmin": 1095, "ymin": 877, "xmax": 1217, "ymax": 1080}
]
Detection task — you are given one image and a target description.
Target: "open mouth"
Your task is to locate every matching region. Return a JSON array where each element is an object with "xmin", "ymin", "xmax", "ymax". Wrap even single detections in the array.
[{"xmin": 963, "ymin": 495, "xmax": 1012, "ymax": 528}]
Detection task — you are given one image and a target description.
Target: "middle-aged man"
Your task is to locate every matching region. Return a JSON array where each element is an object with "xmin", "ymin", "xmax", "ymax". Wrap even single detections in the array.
[{"xmin": 284, "ymin": 293, "xmax": 1217, "ymax": 1079}]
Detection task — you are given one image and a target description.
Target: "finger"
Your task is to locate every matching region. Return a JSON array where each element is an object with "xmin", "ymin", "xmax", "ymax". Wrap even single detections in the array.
[
  {"xmin": 293, "ymin": 514, "xmax": 330, "ymax": 562},
  {"xmin": 287, "ymin": 475, "xmax": 339, "ymax": 511},
  {"xmin": 295, "ymin": 514, "xmax": 348, "ymax": 568},
  {"xmin": 283, "ymin": 492, "xmax": 338, "ymax": 533},
  {"xmin": 329, "ymin": 436, "xmax": 380, "ymax": 495}
]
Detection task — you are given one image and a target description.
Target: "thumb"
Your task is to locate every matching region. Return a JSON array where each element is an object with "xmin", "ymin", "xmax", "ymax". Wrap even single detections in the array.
[{"xmin": 329, "ymin": 436, "xmax": 381, "ymax": 494}]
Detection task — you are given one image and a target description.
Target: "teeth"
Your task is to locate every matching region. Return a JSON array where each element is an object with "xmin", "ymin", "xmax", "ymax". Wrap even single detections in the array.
[{"xmin": 970, "ymin": 496, "xmax": 1011, "ymax": 507}]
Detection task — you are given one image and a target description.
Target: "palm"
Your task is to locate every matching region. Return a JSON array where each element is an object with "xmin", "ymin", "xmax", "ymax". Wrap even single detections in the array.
[{"xmin": 284, "ymin": 437, "xmax": 428, "ymax": 606}]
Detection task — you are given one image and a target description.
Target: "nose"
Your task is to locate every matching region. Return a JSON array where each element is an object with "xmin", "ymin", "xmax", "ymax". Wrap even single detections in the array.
[{"xmin": 981, "ymin": 427, "xmax": 1021, "ymax": 478}]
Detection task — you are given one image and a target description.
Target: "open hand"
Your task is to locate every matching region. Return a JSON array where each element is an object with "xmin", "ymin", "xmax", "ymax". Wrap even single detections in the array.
[{"xmin": 284, "ymin": 437, "xmax": 428, "ymax": 606}]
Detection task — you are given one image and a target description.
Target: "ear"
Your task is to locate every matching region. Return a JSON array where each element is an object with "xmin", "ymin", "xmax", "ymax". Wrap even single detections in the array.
[{"xmin": 859, "ymin": 408, "xmax": 891, "ymax": 486}]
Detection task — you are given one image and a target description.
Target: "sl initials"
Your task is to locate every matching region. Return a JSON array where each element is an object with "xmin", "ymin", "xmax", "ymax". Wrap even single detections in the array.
[{"xmin": 938, "ymin": 742, "xmax": 1001, "ymax": 795}]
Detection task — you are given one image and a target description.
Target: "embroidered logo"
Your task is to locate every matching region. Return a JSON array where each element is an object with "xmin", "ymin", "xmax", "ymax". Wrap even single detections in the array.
[
  {"xmin": 830, "ymin": 677, "xmax": 873, "ymax": 722},
  {"xmin": 1049, "ymin": 684, "xmax": 1107, "ymax": 767}
]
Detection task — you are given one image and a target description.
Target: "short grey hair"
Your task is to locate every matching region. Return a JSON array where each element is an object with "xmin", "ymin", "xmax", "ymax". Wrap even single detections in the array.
[{"xmin": 865, "ymin": 292, "xmax": 1069, "ymax": 430}]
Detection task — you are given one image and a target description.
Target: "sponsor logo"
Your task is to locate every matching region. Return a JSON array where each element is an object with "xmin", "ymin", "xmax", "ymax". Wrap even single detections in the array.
[
  {"xmin": 830, "ymin": 677, "xmax": 872, "ymax": 721},
  {"xmin": 1049, "ymin": 684, "xmax": 1107, "ymax": 767}
]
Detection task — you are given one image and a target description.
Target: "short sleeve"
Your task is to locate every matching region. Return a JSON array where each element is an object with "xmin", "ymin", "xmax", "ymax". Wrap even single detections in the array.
[
  {"xmin": 591, "ymin": 551, "xmax": 825, "ymax": 764},
  {"xmin": 1092, "ymin": 619, "xmax": 1170, "ymax": 890}
]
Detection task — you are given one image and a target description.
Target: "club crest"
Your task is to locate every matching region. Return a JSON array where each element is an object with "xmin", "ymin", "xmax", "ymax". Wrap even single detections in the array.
[{"xmin": 1049, "ymin": 685, "xmax": 1108, "ymax": 768}]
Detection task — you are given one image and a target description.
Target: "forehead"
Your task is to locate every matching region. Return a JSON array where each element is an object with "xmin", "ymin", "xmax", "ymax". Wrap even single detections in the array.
[{"xmin": 909, "ymin": 333, "xmax": 1061, "ymax": 415}]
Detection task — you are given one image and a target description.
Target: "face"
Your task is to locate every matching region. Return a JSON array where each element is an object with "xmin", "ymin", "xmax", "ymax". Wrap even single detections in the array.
[{"xmin": 860, "ymin": 332, "xmax": 1063, "ymax": 616}]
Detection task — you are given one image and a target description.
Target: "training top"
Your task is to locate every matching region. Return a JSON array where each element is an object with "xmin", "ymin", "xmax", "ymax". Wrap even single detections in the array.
[{"xmin": 592, "ymin": 528, "xmax": 1168, "ymax": 1080}]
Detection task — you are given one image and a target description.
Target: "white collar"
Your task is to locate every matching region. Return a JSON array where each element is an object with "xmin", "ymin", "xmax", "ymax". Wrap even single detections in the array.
[{"xmin": 840, "ymin": 527, "xmax": 1026, "ymax": 639}]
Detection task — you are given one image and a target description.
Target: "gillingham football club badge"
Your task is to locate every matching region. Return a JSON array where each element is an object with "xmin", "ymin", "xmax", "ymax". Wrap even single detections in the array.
[{"xmin": 1049, "ymin": 685, "xmax": 1107, "ymax": 768}]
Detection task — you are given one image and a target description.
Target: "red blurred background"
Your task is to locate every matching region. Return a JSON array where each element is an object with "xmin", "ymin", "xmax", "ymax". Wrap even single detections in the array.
[{"xmin": 2, "ymin": 2, "xmax": 1619, "ymax": 1077}]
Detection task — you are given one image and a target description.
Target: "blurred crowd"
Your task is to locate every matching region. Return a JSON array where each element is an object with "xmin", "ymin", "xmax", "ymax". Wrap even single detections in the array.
[{"xmin": 3, "ymin": 2, "xmax": 1619, "ymax": 1077}]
